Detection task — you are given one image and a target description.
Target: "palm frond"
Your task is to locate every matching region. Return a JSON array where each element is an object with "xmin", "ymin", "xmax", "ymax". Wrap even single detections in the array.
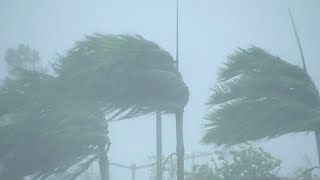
[
  {"xmin": 203, "ymin": 46, "xmax": 320, "ymax": 146},
  {"xmin": 54, "ymin": 33, "xmax": 189, "ymax": 119}
]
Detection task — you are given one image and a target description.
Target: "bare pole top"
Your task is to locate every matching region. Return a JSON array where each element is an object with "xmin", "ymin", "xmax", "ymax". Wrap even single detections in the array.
[{"xmin": 176, "ymin": 0, "xmax": 179, "ymax": 71}]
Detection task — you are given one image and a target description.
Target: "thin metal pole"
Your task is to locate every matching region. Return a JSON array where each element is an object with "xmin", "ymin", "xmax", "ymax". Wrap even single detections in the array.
[
  {"xmin": 175, "ymin": 0, "xmax": 185, "ymax": 179},
  {"xmin": 176, "ymin": 0, "xmax": 179, "ymax": 70}
]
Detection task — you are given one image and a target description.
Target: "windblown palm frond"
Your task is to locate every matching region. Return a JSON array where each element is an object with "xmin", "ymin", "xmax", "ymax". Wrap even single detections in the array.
[
  {"xmin": 0, "ymin": 68, "xmax": 109, "ymax": 180},
  {"xmin": 53, "ymin": 33, "xmax": 189, "ymax": 120},
  {"xmin": 203, "ymin": 46, "xmax": 320, "ymax": 146},
  {"xmin": 0, "ymin": 34, "xmax": 189, "ymax": 179}
]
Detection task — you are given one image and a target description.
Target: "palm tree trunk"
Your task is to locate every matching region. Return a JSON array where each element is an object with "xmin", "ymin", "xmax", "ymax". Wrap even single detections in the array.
[
  {"xmin": 315, "ymin": 131, "xmax": 320, "ymax": 165},
  {"xmin": 99, "ymin": 145, "xmax": 108, "ymax": 180},
  {"xmin": 289, "ymin": 10, "xmax": 319, "ymax": 165},
  {"xmin": 106, "ymin": 155, "xmax": 109, "ymax": 180},
  {"xmin": 176, "ymin": 109, "xmax": 184, "ymax": 180},
  {"xmin": 156, "ymin": 111, "xmax": 163, "ymax": 180},
  {"xmin": 131, "ymin": 163, "xmax": 137, "ymax": 180}
]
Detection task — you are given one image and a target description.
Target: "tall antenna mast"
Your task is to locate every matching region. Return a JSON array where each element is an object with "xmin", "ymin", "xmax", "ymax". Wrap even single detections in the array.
[
  {"xmin": 175, "ymin": 1, "xmax": 185, "ymax": 179},
  {"xmin": 289, "ymin": 9, "xmax": 307, "ymax": 72},
  {"xmin": 176, "ymin": 0, "xmax": 179, "ymax": 70},
  {"xmin": 289, "ymin": 9, "xmax": 320, "ymax": 166}
]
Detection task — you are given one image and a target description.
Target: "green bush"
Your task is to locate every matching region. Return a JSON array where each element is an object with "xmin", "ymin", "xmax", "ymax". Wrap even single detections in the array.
[{"xmin": 186, "ymin": 145, "xmax": 282, "ymax": 180}]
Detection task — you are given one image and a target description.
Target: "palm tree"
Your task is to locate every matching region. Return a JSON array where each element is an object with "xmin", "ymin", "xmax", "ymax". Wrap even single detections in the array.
[
  {"xmin": 0, "ymin": 45, "xmax": 111, "ymax": 180},
  {"xmin": 55, "ymin": 33, "xmax": 189, "ymax": 180},
  {"xmin": 0, "ymin": 67, "xmax": 110, "ymax": 180},
  {"xmin": 203, "ymin": 46, "xmax": 320, "ymax": 151},
  {"xmin": 0, "ymin": 34, "xmax": 189, "ymax": 180}
]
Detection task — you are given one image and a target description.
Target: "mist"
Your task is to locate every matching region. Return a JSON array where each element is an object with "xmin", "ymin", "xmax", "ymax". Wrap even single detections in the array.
[{"xmin": 1, "ymin": 0, "xmax": 320, "ymax": 180}]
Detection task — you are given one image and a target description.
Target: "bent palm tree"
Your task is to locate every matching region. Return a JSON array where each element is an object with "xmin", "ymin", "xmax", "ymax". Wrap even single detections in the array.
[
  {"xmin": 0, "ymin": 34, "xmax": 189, "ymax": 180},
  {"xmin": 55, "ymin": 34, "xmax": 189, "ymax": 180},
  {"xmin": 0, "ymin": 67, "xmax": 110, "ymax": 180},
  {"xmin": 55, "ymin": 34, "xmax": 188, "ymax": 117},
  {"xmin": 203, "ymin": 46, "xmax": 320, "ymax": 149}
]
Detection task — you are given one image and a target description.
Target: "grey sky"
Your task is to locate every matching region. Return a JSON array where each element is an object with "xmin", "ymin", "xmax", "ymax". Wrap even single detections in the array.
[{"xmin": 1, "ymin": 0, "xmax": 320, "ymax": 179}]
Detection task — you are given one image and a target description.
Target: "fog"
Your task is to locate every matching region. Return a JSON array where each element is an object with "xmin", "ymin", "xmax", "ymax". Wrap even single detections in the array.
[{"xmin": 1, "ymin": 0, "xmax": 320, "ymax": 180}]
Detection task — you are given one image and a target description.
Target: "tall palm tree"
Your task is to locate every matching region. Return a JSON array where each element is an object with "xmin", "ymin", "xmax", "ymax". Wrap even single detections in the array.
[
  {"xmin": 0, "ymin": 34, "xmax": 189, "ymax": 180},
  {"xmin": 203, "ymin": 46, "xmax": 320, "ymax": 150},
  {"xmin": 55, "ymin": 33, "xmax": 189, "ymax": 180},
  {"xmin": 56, "ymin": 34, "xmax": 188, "ymax": 118}
]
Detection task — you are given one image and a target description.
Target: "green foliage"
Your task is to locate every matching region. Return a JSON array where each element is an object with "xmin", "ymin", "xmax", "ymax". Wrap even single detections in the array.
[
  {"xmin": 185, "ymin": 164, "xmax": 219, "ymax": 180},
  {"xmin": 214, "ymin": 145, "xmax": 282, "ymax": 179},
  {"xmin": 0, "ymin": 33, "xmax": 189, "ymax": 179},
  {"xmin": 203, "ymin": 46, "xmax": 320, "ymax": 146},
  {"xmin": 186, "ymin": 145, "xmax": 282, "ymax": 180},
  {"xmin": 0, "ymin": 45, "xmax": 109, "ymax": 179},
  {"xmin": 149, "ymin": 154, "xmax": 177, "ymax": 180},
  {"xmin": 54, "ymin": 33, "xmax": 189, "ymax": 120},
  {"xmin": 5, "ymin": 44, "xmax": 40, "ymax": 70}
]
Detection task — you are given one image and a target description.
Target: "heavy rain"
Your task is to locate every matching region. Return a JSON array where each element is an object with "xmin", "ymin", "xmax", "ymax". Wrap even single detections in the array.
[{"xmin": 0, "ymin": 0, "xmax": 320, "ymax": 180}]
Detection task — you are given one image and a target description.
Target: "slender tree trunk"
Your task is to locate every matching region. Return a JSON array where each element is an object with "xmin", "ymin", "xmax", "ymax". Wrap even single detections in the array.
[
  {"xmin": 131, "ymin": 164, "xmax": 136, "ymax": 180},
  {"xmin": 289, "ymin": 10, "xmax": 319, "ymax": 165},
  {"xmin": 176, "ymin": 109, "xmax": 184, "ymax": 180},
  {"xmin": 106, "ymin": 155, "xmax": 109, "ymax": 180},
  {"xmin": 156, "ymin": 111, "xmax": 163, "ymax": 180},
  {"xmin": 315, "ymin": 131, "xmax": 320, "ymax": 165},
  {"xmin": 99, "ymin": 145, "xmax": 108, "ymax": 180}
]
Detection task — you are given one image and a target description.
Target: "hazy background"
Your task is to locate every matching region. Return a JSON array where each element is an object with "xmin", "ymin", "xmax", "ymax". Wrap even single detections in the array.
[{"xmin": 1, "ymin": 0, "xmax": 320, "ymax": 179}]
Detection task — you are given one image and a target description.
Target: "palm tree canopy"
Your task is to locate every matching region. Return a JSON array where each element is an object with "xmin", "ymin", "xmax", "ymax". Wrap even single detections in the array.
[
  {"xmin": 0, "ymin": 68, "xmax": 108, "ymax": 180},
  {"xmin": 203, "ymin": 46, "xmax": 320, "ymax": 146},
  {"xmin": 0, "ymin": 44, "xmax": 110, "ymax": 179},
  {"xmin": 0, "ymin": 34, "xmax": 189, "ymax": 179},
  {"xmin": 54, "ymin": 33, "xmax": 189, "ymax": 120}
]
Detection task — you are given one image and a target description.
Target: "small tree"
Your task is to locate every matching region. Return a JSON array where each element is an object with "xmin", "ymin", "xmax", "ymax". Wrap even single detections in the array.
[
  {"xmin": 186, "ymin": 145, "xmax": 282, "ymax": 180},
  {"xmin": 185, "ymin": 164, "xmax": 218, "ymax": 180}
]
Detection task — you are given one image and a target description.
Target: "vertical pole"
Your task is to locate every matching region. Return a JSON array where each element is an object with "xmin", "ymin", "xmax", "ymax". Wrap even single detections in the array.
[
  {"xmin": 106, "ymin": 154, "xmax": 110, "ymax": 180},
  {"xmin": 191, "ymin": 153, "xmax": 195, "ymax": 165},
  {"xmin": 131, "ymin": 164, "xmax": 136, "ymax": 180},
  {"xmin": 176, "ymin": 0, "xmax": 179, "ymax": 70},
  {"xmin": 315, "ymin": 131, "xmax": 320, "ymax": 165},
  {"xmin": 289, "ymin": 9, "xmax": 307, "ymax": 72},
  {"xmin": 99, "ymin": 145, "xmax": 107, "ymax": 180},
  {"xmin": 176, "ymin": 0, "xmax": 185, "ymax": 179},
  {"xmin": 156, "ymin": 111, "xmax": 163, "ymax": 180},
  {"xmin": 289, "ymin": 9, "xmax": 320, "ymax": 165},
  {"xmin": 176, "ymin": 109, "xmax": 184, "ymax": 180}
]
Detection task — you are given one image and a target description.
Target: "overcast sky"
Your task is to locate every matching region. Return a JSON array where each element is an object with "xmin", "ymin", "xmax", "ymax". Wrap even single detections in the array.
[{"xmin": 1, "ymin": 0, "xmax": 320, "ymax": 179}]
